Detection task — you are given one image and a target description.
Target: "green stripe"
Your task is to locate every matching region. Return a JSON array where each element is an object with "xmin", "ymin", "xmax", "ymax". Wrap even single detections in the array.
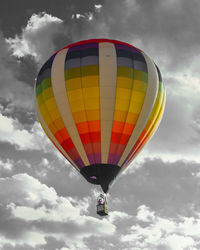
[
  {"xmin": 36, "ymin": 78, "xmax": 52, "ymax": 96},
  {"xmin": 81, "ymin": 65, "xmax": 99, "ymax": 77},
  {"xmin": 159, "ymin": 81, "xmax": 162, "ymax": 92},
  {"xmin": 117, "ymin": 67, "xmax": 133, "ymax": 78},
  {"xmin": 116, "ymin": 67, "xmax": 148, "ymax": 82},
  {"xmin": 41, "ymin": 78, "xmax": 52, "ymax": 91},
  {"xmin": 134, "ymin": 70, "xmax": 148, "ymax": 82},
  {"xmin": 65, "ymin": 65, "xmax": 99, "ymax": 80},
  {"xmin": 65, "ymin": 67, "xmax": 81, "ymax": 80},
  {"xmin": 36, "ymin": 84, "xmax": 42, "ymax": 96}
]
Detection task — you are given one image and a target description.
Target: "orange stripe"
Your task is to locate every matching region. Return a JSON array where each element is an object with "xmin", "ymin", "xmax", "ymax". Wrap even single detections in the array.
[
  {"xmin": 48, "ymin": 117, "xmax": 65, "ymax": 134},
  {"xmin": 88, "ymin": 120, "xmax": 100, "ymax": 132},
  {"xmin": 123, "ymin": 123, "xmax": 135, "ymax": 134},
  {"xmin": 54, "ymin": 128, "xmax": 71, "ymax": 144},
  {"xmin": 76, "ymin": 120, "xmax": 100, "ymax": 134},
  {"xmin": 112, "ymin": 121, "xmax": 125, "ymax": 133},
  {"xmin": 55, "ymin": 128, "xmax": 70, "ymax": 140},
  {"xmin": 54, "ymin": 131, "xmax": 65, "ymax": 143}
]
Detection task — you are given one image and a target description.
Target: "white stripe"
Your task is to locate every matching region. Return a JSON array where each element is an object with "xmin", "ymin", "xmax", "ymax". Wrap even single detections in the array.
[
  {"xmin": 118, "ymin": 52, "xmax": 159, "ymax": 166},
  {"xmin": 99, "ymin": 43, "xmax": 117, "ymax": 163},
  {"xmin": 51, "ymin": 49, "xmax": 90, "ymax": 166}
]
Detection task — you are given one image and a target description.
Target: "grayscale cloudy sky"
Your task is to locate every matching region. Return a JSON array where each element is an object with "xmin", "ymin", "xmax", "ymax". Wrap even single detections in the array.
[{"xmin": 0, "ymin": 0, "xmax": 200, "ymax": 249}]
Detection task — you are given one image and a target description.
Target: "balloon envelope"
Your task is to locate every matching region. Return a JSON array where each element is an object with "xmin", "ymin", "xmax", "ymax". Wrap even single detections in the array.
[{"xmin": 35, "ymin": 39, "xmax": 166, "ymax": 193}]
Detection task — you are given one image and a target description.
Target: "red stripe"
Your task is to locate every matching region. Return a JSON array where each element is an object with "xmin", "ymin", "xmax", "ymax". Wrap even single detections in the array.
[
  {"xmin": 80, "ymin": 132, "xmax": 100, "ymax": 144},
  {"xmin": 83, "ymin": 142, "xmax": 101, "ymax": 154},
  {"xmin": 55, "ymin": 39, "xmax": 143, "ymax": 54},
  {"xmin": 61, "ymin": 138, "xmax": 74, "ymax": 151},
  {"xmin": 119, "ymin": 134, "xmax": 131, "ymax": 145},
  {"xmin": 111, "ymin": 132, "xmax": 121, "ymax": 143}
]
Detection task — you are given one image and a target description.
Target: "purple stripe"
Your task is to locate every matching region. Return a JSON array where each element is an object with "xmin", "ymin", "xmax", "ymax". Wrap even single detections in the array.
[
  {"xmin": 121, "ymin": 158, "xmax": 131, "ymax": 169},
  {"xmin": 94, "ymin": 153, "xmax": 101, "ymax": 163},
  {"xmin": 115, "ymin": 44, "xmax": 141, "ymax": 54},
  {"xmin": 134, "ymin": 61, "xmax": 147, "ymax": 72},
  {"xmin": 68, "ymin": 43, "xmax": 98, "ymax": 51},
  {"xmin": 117, "ymin": 57, "xmax": 133, "ymax": 68},
  {"xmin": 65, "ymin": 56, "xmax": 98, "ymax": 70},
  {"xmin": 108, "ymin": 154, "xmax": 119, "ymax": 165},
  {"xmin": 81, "ymin": 56, "xmax": 98, "ymax": 66},
  {"xmin": 87, "ymin": 154, "xmax": 95, "ymax": 164},
  {"xmin": 74, "ymin": 158, "xmax": 85, "ymax": 169},
  {"xmin": 87, "ymin": 153, "xmax": 101, "ymax": 164},
  {"xmin": 65, "ymin": 58, "xmax": 81, "ymax": 69},
  {"xmin": 114, "ymin": 155, "xmax": 121, "ymax": 165}
]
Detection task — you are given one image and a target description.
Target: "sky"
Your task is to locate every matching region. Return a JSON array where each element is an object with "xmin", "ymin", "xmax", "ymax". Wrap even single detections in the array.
[{"xmin": 0, "ymin": 0, "xmax": 200, "ymax": 249}]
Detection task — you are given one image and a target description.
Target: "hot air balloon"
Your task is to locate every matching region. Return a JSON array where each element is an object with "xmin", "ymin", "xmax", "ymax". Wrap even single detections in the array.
[{"xmin": 35, "ymin": 39, "xmax": 165, "ymax": 216}]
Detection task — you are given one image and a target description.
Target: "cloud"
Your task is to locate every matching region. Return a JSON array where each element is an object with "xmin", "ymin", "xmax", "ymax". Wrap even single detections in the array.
[
  {"xmin": 94, "ymin": 4, "xmax": 103, "ymax": 13},
  {"xmin": 0, "ymin": 32, "xmax": 34, "ymax": 112},
  {"xmin": 120, "ymin": 205, "xmax": 200, "ymax": 250},
  {"xmin": 110, "ymin": 158, "xmax": 200, "ymax": 217},
  {"xmin": 0, "ymin": 158, "xmax": 14, "ymax": 171},
  {"xmin": 0, "ymin": 174, "xmax": 116, "ymax": 249},
  {"xmin": 6, "ymin": 12, "xmax": 63, "ymax": 64},
  {"xmin": 108, "ymin": 210, "xmax": 132, "ymax": 223},
  {"xmin": 136, "ymin": 205, "xmax": 156, "ymax": 222},
  {"xmin": 0, "ymin": 113, "xmax": 53, "ymax": 152},
  {"xmin": 143, "ymin": 72, "xmax": 200, "ymax": 163},
  {"xmin": 72, "ymin": 12, "xmax": 93, "ymax": 21},
  {"xmin": 0, "ymin": 2, "xmax": 200, "ymax": 249}
]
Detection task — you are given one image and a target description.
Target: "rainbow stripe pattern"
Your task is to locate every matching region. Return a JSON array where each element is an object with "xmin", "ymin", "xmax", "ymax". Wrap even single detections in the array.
[{"xmin": 35, "ymin": 39, "xmax": 165, "ymax": 180}]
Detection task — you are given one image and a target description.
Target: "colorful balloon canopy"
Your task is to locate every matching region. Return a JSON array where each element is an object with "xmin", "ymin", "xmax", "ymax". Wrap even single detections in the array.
[{"xmin": 35, "ymin": 39, "xmax": 166, "ymax": 193}]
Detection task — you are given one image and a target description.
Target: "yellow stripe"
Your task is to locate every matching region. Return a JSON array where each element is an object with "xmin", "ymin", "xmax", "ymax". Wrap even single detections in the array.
[
  {"xmin": 118, "ymin": 52, "xmax": 159, "ymax": 166},
  {"xmin": 131, "ymin": 88, "xmax": 166, "ymax": 162}
]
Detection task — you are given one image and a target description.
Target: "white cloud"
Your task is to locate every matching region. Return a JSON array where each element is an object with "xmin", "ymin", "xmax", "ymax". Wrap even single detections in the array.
[
  {"xmin": 0, "ymin": 33, "xmax": 34, "ymax": 111},
  {"xmin": 0, "ymin": 113, "xmax": 59, "ymax": 156},
  {"xmin": 136, "ymin": 205, "xmax": 155, "ymax": 222},
  {"xmin": 0, "ymin": 174, "xmax": 116, "ymax": 249},
  {"xmin": 136, "ymin": 70, "xmax": 200, "ymax": 165},
  {"xmin": 94, "ymin": 4, "xmax": 103, "ymax": 13},
  {"xmin": 120, "ymin": 205, "xmax": 200, "ymax": 250},
  {"xmin": 0, "ymin": 158, "xmax": 14, "ymax": 171},
  {"xmin": 165, "ymin": 234, "xmax": 195, "ymax": 250},
  {"xmin": 0, "ymin": 173, "xmax": 57, "ymax": 206},
  {"xmin": 72, "ymin": 12, "xmax": 93, "ymax": 21},
  {"xmin": 6, "ymin": 12, "xmax": 63, "ymax": 63},
  {"xmin": 108, "ymin": 210, "xmax": 132, "ymax": 223},
  {"xmin": 0, "ymin": 113, "xmax": 37, "ymax": 150}
]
